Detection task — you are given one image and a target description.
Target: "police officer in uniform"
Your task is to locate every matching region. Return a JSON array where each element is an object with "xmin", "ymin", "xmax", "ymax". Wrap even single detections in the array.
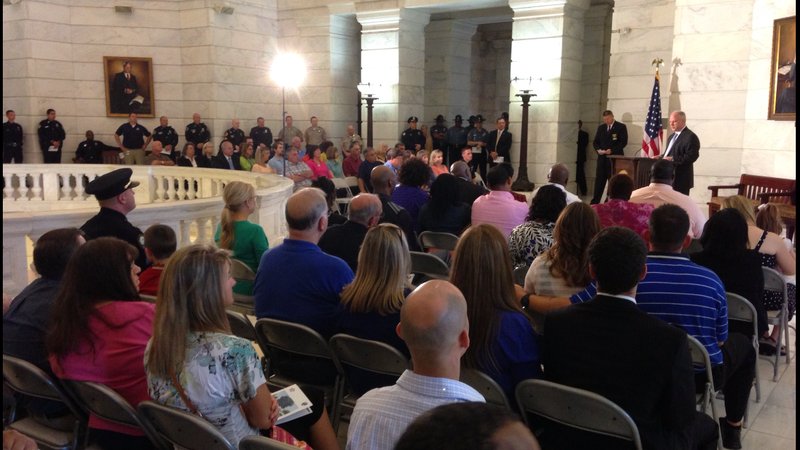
[
  {"xmin": 464, "ymin": 115, "xmax": 477, "ymax": 137},
  {"xmin": 445, "ymin": 114, "xmax": 467, "ymax": 167},
  {"xmin": 430, "ymin": 114, "xmax": 447, "ymax": 152},
  {"xmin": 74, "ymin": 130, "xmax": 116, "ymax": 164},
  {"xmin": 400, "ymin": 116, "xmax": 425, "ymax": 152},
  {"xmin": 3, "ymin": 110, "xmax": 23, "ymax": 163},
  {"xmin": 185, "ymin": 113, "xmax": 211, "ymax": 149},
  {"xmin": 37, "ymin": 108, "xmax": 66, "ymax": 164},
  {"xmin": 224, "ymin": 118, "xmax": 246, "ymax": 153},
  {"xmin": 152, "ymin": 116, "xmax": 179, "ymax": 161},
  {"xmin": 81, "ymin": 168, "xmax": 148, "ymax": 269},
  {"xmin": 250, "ymin": 116, "xmax": 273, "ymax": 155},
  {"xmin": 467, "ymin": 115, "xmax": 489, "ymax": 181}
]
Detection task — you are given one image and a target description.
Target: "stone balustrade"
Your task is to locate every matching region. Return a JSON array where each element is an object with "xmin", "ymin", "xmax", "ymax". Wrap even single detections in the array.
[{"xmin": 2, "ymin": 164, "xmax": 294, "ymax": 296}]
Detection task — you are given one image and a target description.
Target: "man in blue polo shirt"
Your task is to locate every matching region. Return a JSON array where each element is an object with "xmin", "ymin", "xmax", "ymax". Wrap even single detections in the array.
[
  {"xmin": 570, "ymin": 204, "xmax": 755, "ymax": 449},
  {"xmin": 114, "ymin": 112, "xmax": 151, "ymax": 165}
]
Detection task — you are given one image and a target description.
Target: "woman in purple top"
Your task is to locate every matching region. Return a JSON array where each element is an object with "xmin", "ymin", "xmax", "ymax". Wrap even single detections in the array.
[
  {"xmin": 450, "ymin": 224, "xmax": 542, "ymax": 403},
  {"xmin": 390, "ymin": 158, "xmax": 431, "ymax": 225}
]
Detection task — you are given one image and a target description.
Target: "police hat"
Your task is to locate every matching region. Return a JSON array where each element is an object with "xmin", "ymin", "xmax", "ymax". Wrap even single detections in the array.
[
  {"xmin": 407, "ymin": 116, "xmax": 418, "ymax": 124},
  {"xmin": 434, "ymin": 114, "xmax": 445, "ymax": 122},
  {"xmin": 86, "ymin": 168, "xmax": 140, "ymax": 201},
  {"xmin": 468, "ymin": 115, "xmax": 477, "ymax": 123},
  {"xmin": 475, "ymin": 114, "xmax": 485, "ymax": 123},
  {"xmin": 454, "ymin": 114, "xmax": 463, "ymax": 121}
]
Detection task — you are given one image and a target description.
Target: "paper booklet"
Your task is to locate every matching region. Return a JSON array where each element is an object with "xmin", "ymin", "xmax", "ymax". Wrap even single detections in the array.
[
  {"xmin": 273, "ymin": 384, "xmax": 313, "ymax": 425},
  {"xmin": 129, "ymin": 95, "xmax": 145, "ymax": 105}
]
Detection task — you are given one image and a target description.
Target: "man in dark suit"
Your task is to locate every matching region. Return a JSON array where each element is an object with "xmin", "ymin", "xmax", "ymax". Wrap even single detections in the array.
[
  {"xmin": 211, "ymin": 140, "xmax": 240, "ymax": 170},
  {"xmin": 542, "ymin": 226, "xmax": 717, "ymax": 450},
  {"xmin": 486, "ymin": 116, "xmax": 512, "ymax": 169},
  {"xmin": 318, "ymin": 193, "xmax": 383, "ymax": 272},
  {"xmin": 591, "ymin": 110, "xmax": 627, "ymax": 204},
  {"xmin": 450, "ymin": 161, "xmax": 487, "ymax": 206},
  {"xmin": 662, "ymin": 111, "xmax": 700, "ymax": 195},
  {"xmin": 111, "ymin": 61, "xmax": 138, "ymax": 114}
]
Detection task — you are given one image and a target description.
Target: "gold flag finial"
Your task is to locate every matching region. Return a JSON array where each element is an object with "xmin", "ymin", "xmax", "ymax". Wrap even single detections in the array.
[{"xmin": 652, "ymin": 58, "xmax": 664, "ymax": 76}]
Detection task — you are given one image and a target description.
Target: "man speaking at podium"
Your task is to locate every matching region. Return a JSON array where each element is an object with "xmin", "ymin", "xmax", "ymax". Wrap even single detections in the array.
[{"xmin": 661, "ymin": 111, "xmax": 700, "ymax": 195}]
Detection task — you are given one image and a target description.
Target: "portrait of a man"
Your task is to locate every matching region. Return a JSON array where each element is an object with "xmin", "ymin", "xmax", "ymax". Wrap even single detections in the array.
[
  {"xmin": 104, "ymin": 57, "xmax": 154, "ymax": 117},
  {"xmin": 769, "ymin": 16, "xmax": 796, "ymax": 120}
]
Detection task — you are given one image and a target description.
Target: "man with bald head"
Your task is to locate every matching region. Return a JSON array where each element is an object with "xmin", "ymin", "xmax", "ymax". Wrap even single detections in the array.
[
  {"xmin": 450, "ymin": 160, "xmax": 487, "ymax": 206},
  {"xmin": 253, "ymin": 187, "xmax": 354, "ymax": 337},
  {"xmin": 371, "ymin": 165, "xmax": 420, "ymax": 251},
  {"xmin": 318, "ymin": 193, "xmax": 382, "ymax": 272},
  {"xmin": 185, "ymin": 113, "xmax": 210, "ymax": 149},
  {"xmin": 347, "ymin": 280, "xmax": 485, "ymax": 450},
  {"xmin": 223, "ymin": 118, "xmax": 245, "ymax": 152},
  {"xmin": 533, "ymin": 163, "xmax": 581, "ymax": 204}
]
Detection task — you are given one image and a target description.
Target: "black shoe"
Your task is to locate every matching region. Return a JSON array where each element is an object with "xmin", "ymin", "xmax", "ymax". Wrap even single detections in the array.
[{"xmin": 718, "ymin": 418, "xmax": 742, "ymax": 449}]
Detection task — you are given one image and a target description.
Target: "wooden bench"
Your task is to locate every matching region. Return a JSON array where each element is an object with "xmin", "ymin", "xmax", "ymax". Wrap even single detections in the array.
[{"xmin": 707, "ymin": 174, "xmax": 796, "ymax": 239}]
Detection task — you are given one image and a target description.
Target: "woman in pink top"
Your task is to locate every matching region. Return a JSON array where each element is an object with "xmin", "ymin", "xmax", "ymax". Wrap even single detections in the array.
[
  {"xmin": 48, "ymin": 237, "xmax": 158, "ymax": 450},
  {"xmin": 429, "ymin": 149, "xmax": 449, "ymax": 177},
  {"xmin": 306, "ymin": 147, "xmax": 333, "ymax": 180}
]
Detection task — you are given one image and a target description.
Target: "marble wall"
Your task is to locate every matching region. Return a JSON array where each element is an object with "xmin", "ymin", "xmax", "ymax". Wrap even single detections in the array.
[{"xmin": 470, "ymin": 22, "xmax": 512, "ymax": 122}]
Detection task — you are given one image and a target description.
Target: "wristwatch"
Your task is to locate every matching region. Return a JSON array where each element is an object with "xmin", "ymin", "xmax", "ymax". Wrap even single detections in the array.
[{"xmin": 520, "ymin": 293, "xmax": 530, "ymax": 310}]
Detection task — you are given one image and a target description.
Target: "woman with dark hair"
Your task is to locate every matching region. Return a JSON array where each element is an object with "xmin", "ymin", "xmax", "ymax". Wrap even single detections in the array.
[
  {"xmin": 508, "ymin": 184, "xmax": 567, "ymax": 271},
  {"xmin": 417, "ymin": 174, "xmax": 471, "ymax": 235},
  {"xmin": 306, "ymin": 147, "xmax": 334, "ymax": 180},
  {"xmin": 450, "ymin": 224, "xmax": 541, "ymax": 402},
  {"xmin": 177, "ymin": 143, "xmax": 198, "ymax": 167},
  {"xmin": 591, "ymin": 173, "xmax": 654, "ymax": 239},
  {"xmin": 391, "ymin": 158, "xmax": 431, "ymax": 224},
  {"xmin": 47, "ymin": 237, "xmax": 158, "ymax": 450},
  {"xmin": 691, "ymin": 208, "xmax": 767, "ymax": 338},
  {"xmin": 311, "ymin": 176, "xmax": 347, "ymax": 226}
]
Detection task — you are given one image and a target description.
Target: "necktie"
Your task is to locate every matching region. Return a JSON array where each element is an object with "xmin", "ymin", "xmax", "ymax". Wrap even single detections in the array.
[
  {"xmin": 607, "ymin": 125, "xmax": 611, "ymax": 132},
  {"xmin": 126, "ymin": 73, "xmax": 130, "ymax": 80},
  {"xmin": 665, "ymin": 134, "xmax": 677, "ymax": 156},
  {"xmin": 496, "ymin": 131, "xmax": 502, "ymax": 148},
  {"xmin": 227, "ymin": 157, "xmax": 233, "ymax": 169}
]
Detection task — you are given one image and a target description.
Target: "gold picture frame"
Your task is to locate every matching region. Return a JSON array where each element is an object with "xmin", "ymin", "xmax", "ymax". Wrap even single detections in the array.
[
  {"xmin": 768, "ymin": 16, "xmax": 796, "ymax": 121},
  {"xmin": 104, "ymin": 56, "xmax": 155, "ymax": 118}
]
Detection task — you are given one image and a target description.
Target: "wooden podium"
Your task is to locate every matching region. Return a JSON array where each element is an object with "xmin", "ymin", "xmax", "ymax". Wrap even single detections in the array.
[{"xmin": 608, "ymin": 155, "xmax": 656, "ymax": 189}]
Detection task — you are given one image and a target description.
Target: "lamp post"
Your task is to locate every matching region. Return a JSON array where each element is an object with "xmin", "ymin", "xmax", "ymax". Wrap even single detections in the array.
[
  {"xmin": 511, "ymin": 76, "xmax": 536, "ymax": 192},
  {"xmin": 357, "ymin": 82, "xmax": 379, "ymax": 148},
  {"xmin": 271, "ymin": 53, "xmax": 306, "ymax": 176}
]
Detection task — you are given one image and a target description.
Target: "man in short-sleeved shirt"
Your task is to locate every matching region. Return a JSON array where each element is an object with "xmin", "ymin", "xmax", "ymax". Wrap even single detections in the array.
[
  {"xmin": 115, "ymin": 113, "xmax": 151, "ymax": 165},
  {"xmin": 250, "ymin": 117, "xmax": 273, "ymax": 152},
  {"xmin": 185, "ymin": 113, "xmax": 211, "ymax": 148},
  {"xmin": 471, "ymin": 165, "xmax": 528, "ymax": 238},
  {"xmin": 152, "ymin": 116, "xmax": 179, "ymax": 160}
]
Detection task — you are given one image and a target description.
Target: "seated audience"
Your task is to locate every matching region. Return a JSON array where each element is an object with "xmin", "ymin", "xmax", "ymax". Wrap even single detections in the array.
[
  {"xmin": 176, "ymin": 143, "xmax": 198, "ymax": 167},
  {"xmin": 471, "ymin": 165, "xmax": 528, "ymax": 238},
  {"xmin": 372, "ymin": 165, "xmax": 420, "ymax": 251},
  {"xmin": 283, "ymin": 148, "xmax": 314, "ymax": 190},
  {"xmin": 250, "ymin": 144, "xmax": 275, "ymax": 174},
  {"xmin": 534, "ymin": 163, "xmax": 580, "ymax": 204},
  {"xmin": 356, "ymin": 147, "xmax": 381, "ymax": 193},
  {"xmin": 138, "ymin": 224, "xmax": 177, "ymax": 296},
  {"xmin": 450, "ymin": 224, "xmax": 542, "ymax": 402},
  {"xmin": 74, "ymin": 130, "xmax": 116, "ymax": 164},
  {"xmin": 3, "ymin": 228, "xmax": 85, "ymax": 421},
  {"xmin": 196, "ymin": 142, "xmax": 215, "ymax": 168},
  {"xmin": 591, "ymin": 173, "xmax": 654, "ymax": 239},
  {"xmin": 723, "ymin": 195, "xmax": 796, "ymax": 354},
  {"xmin": 690, "ymin": 208, "xmax": 767, "ymax": 338},
  {"xmin": 145, "ymin": 245, "xmax": 338, "ymax": 450},
  {"xmin": 238, "ymin": 142, "xmax": 256, "ymax": 171},
  {"xmin": 524, "ymin": 202, "xmax": 600, "ymax": 298},
  {"xmin": 144, "ymin": 141, "xmax": 176, "ymax": 166},
  {"xmin": 509, "ymin": 184, "xmax": 567, "ymax": 271},
  {"xmin": 312, "ymin": 176, "xmax": 347, "ymax": 226},
  {"xmin": 429, "ymin": 149, "xmax": 449, "ymax": 177},
  {"xmin": 629, "ymin": 160, "xmax": 706, "ymax": 238},
  {"xmin": 343, "ymin": 142, "xmax": 362, "ymax": 178},
  {"xmin": 211, "ymin": 141, "xmax": 240, "ymax": 170},
  {"xmin": 394, "ymin": 402, "xmax": 540, "ymax": 450},
  {"xmin": 347, "ymin": 280, "xmax": 484, "ymax": 450},
  {"xmin": 417, "ymin": 173, "xmax": 471, "ymax": 236},
  {"xmin": 318, "ymin": 193, "xmax": 382, "ymax": 272},
  {"xmin": 306, "ymin": 146, "xmax": 334, "ymax": 180},
  {"xmin": 326, "ymin": 145, "xmax": 344, "ymax": 178},
  {"xmin": 543, "ymin": 226, "xmax": 718, "ymax": 450},
  {"xmin": 391, "ymin": 158, "xmax": 431, "ymax": 225},
  {"xmin": 254, "ymin": 188, "xmax": 354, "ymax": 338},
  {"xmin": 267, "ymin": 140, "xmax": 286, "ymax": 173},
  {"xmin": 214, "ymin": 181, "xmax": 269, "ymax": 295},
  {"xmin": 47, "ymin": 237, "xmax": 157, "ymax": 450},
  {"xmin": 450, "ymin": 160, "xmax": 487, "ymax": 206}
]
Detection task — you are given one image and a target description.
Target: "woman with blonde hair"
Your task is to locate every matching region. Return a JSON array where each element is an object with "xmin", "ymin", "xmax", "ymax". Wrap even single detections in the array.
[
  {"xmin": 450, "ymin": 224, "xmax": 541, "ymax": 402},
  {"xmin": 724, "ymin": 195, "xmax": 796, "ymax": 352},
  {"xmin": 251, "ymin": 144, "xmax": 275, "ymax": 174},
  {"xmin": 525, "ymin": 202, "xmax": 601, "ymax": 297},
  {"xmin": 145, "ymin": 245, "xmax": 338, "ymax": 449},
  {"xmin": 429, "ymin": 149, "xmax": 449, "ymax": 177},
  {"xmin": 196, "ymin": 141, "xmax": 214, "ymax": 168},
  {"xmin": 214, "ymin": 181, "xmax": 268, "ymax": 294}
]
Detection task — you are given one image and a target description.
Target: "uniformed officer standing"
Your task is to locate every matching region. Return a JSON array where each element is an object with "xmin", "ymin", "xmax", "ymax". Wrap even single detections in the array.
[
  {"xmin": 81, "ymin": 168, "xmax": 148, "ymax": 269},
  {"xmin": 467, "ymin": 115, "xmax": 489, "ymax": 181},
  {"xmin": 37, "ymin": 108, "xmax": 66, "ymax": 164},
  {"xmin": 250, "ymin": 117, "xmax": 273, "ymax": 154},
  {"xmin": 445, "ymin": 114, "xmax": 467, "ymax": 167},
  {"xmin": 400, "ymin": 116, "xmax": 425, "ymax": 152},
  {"xmin": 115, "ymin": 112, "xmax": 152, "ymax": 165},
  {"xmin": 3, "ymin": 110, "xmax": 23, "ymax": 163},
  {"xmin": 429, "ymin": 114, "xmax": 447, "ymax": 152},
  {"xmin": 152, "ymin": 116, "xmax": 179, "ymax": 160},
  {"xmin": 224, "ymin": 118, "xmax": 246, "ymax": 153},
  {"xmin": 304, "ymin": 116, "xmax": 327, "ymax": 154},
  {"xmin": 185, "ymin": 113, "xmax": 211, "ymax": 149}
]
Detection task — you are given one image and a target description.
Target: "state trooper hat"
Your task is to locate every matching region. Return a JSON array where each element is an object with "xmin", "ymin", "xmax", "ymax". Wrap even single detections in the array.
[
  {"xmin": 475, "ymin": 114, "xmax": 485, "ymax": 123},
  {"xmin": 407, "ymin": 116, "xmax": 418, "ymax": 123},
  {"xmin": 86, "ymin": 168, "xmax": 140, "ymax": 200},
  {"xmin": 434, "ymin": 114, "xmax": 445, "ymax": 122},
  {"xmin": 454, "ymin": 114, "xmax": 463, "ymax": 121}
]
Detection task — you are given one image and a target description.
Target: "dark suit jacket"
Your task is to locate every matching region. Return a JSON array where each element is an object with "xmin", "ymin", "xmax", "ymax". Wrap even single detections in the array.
[
  {"xmin": 211, "ymin": 153, "xmax": 241, "ymax": 170},
  {"xmin": 666, "ymin": 127, "xmax": 700, "ymax": 194},
  {"xmin": 111, "ymin": 72, "xmax": 138, "ymax": 113},
  {"xmin": 454, "ymin": 176, "xmax": 487, "ymax": 206},
  {"xmin": 593, "ymin": 121, "xmax": 628, "ymax": 159},
  {"xmin": 486, "ymin": 129, "xmax": 512, "ymax": 163},
  {"xmin": 318, "ymin": 221, "xmax": 369, "ymax": 273},
  {"xmin": 177, "ymin": 156, "xmax": 197, "ymax": 167},
  {"xmin": 195, "ymin": 154, "xmax": 212, "ymax": 168},
  {"xmin": 542, "ymin": 295, "xmax": 695, "ymax": 450}
]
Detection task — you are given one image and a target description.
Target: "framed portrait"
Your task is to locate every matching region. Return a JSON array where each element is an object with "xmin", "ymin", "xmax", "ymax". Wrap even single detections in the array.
[
  {"xmin": 768, "ymin": 16, "xmax": 796, "ymax": 121},
  {"xmin": 104, "ymin": 56, "xmax": 155, "ymax": 118}
]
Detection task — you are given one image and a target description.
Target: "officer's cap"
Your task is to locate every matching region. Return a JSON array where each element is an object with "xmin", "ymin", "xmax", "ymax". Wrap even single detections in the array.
[
  {"xmin": 86, "ymin": 168, "xmax": 140, "ymax": 200},
  {"xmin": 454, "ymin": 114, "xmax": 463, "ymax": 121},
  {"xmin": 468, "ymin": 115, "xmax": 477, "ymax": 122},
  {"xmin": 475, "ymin": 114, "xmax": 484, "ymax": 123},
  {"xmin": 434, "ymin": 114, "xmax": 445, "ymax": 122},
  {"xmin": 407, "ymin": 116, "xmax": 418, "ymax": 124}
]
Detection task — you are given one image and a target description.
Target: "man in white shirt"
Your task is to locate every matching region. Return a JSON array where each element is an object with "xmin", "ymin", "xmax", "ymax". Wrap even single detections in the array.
[
  {"xmin": 347, "ymin": 280, "xmax": 485, "ymax": 450},
  {"xmin": 533, "ymin": 163, "xmax": 581, "ymax": 204}
]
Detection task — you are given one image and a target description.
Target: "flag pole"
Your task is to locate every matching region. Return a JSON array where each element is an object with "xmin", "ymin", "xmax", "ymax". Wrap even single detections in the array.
[{"xmin": 652, "ymin": 58, "xmax": 664, "ymax": 153}]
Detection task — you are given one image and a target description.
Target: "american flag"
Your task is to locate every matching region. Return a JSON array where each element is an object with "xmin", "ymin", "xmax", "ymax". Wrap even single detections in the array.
[{"xmin": 641, "ymin": 72, "xmax": 662, "ymax": 157}]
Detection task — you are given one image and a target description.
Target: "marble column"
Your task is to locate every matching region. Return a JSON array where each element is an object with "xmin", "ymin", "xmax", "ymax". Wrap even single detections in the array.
[
  {"xmin": 509, "ymin": 0, "xmax": 591, "ymax": 190},
  {"xmin": 424, "ymin": 20, "xmax": 478, "ymax": 125},
  {"xmin": 358, "ymin": 8, "xmax": 430, "ymax": 148}
]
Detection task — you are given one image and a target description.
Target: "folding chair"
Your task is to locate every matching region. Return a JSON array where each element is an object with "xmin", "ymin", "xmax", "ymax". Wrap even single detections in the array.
[
  {"xmin": 513, "ymin": 265, "xmax": 528, "ymax": 286},
  {"xmin": 460, "ymin": 368, "xmax": 511, "ymax": 411},
  {"xmin": 761, "ymin": 267, "xmax": 791, "ymax": 381},
  {"xmin": 239, "ymin": 435, "xmax": 300, "ymax": 450},
  {"xmin": 253, "ymin": 318, "xmax": 344, "ymax": 428},
  {"xmin": 726, "ymin": 292, "xmax": 761, "ymax": 403},
  {"xmin": 138, "ymin": 400, "xmax": 236, "ymax": 450},
  {"xmin": 2, "ymin": 354, "xmax": 86, "ymax": 450},
  {"xmin": 226, "ymin": 310, "xmax": 269, "ymax": 375},
  {"xmin": 230, "ymin": 259, "xmax": 257, "ymax": 315},
  {"xmin": 63, "ymin": 380, "xmax": 169, "ymax": 450},
  {"xmin": 418, "ymin": 231, "xmax": 459, "ymax": 253},
  {"xmin": 328, "ymin": 334, "xmax": 410, "ymax": 431},
  {"xmin": 515, "ymin": 379, "xmax": 643, "ymax": 450},
  {"xmin": 332, "ymin": 177, "xmax": 354, "ymax": 215},
  {"xmin": 409, "ymin": 251, "xmax": 449, "ymax": 284}
]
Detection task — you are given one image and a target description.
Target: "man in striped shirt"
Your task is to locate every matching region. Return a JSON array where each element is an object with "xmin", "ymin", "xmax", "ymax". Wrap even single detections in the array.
[{"xmin": 570, "ymin": 204, "xmax": 754, "ymax": 449}]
